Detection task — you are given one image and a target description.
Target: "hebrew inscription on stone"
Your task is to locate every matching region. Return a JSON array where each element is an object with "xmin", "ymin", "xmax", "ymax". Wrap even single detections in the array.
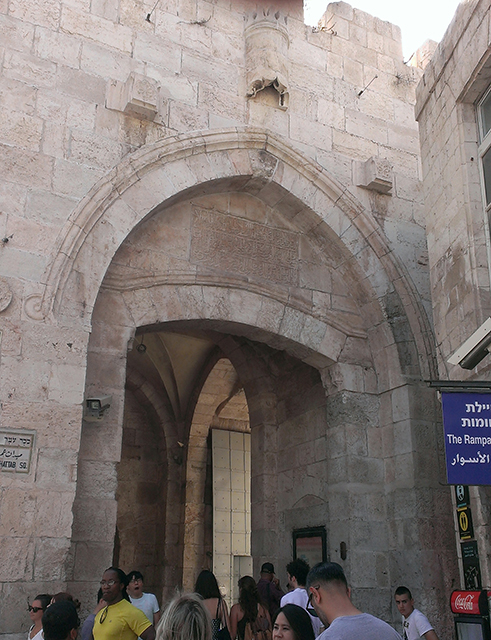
[
  {"xmin": 191, "ymin": 208, "xmax": 299, "ymax": 285},
  {"xmin": 0, "ymin": 429, "xmax": 35, "ymax": 473}
]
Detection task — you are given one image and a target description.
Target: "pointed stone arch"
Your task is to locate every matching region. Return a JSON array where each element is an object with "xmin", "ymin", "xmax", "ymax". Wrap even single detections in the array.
[
  {"xmin": 63, "ymin": 126, "xmax": 451, "ymax": 617},
  {"xmin": 182, "ymin": 357, "xmax": 248, "ymax": 592},
  {"xmin": 29, "ymin": 127, "xmax": 435, "ymax": 383}
]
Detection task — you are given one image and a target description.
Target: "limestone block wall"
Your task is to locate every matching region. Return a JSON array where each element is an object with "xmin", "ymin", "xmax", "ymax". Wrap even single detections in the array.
[
  {"xmin": 275, "ymin": 356, "xmax": 330, "ymax": 581},
  {"xmin": 416, "ymin": 0, "xmax": 491, "ymax": 594},
  {"xmin": 416, "ymin": 0, "xmax": 491, "ymax": 370},
  {"xmin": 116, "ymin": 390, "xmax": 167, "ymax": 595},
  {"xmin": 0, "ymin": 0, "xmax": 428, "ymax": 306},
  {"xmin": 0, "ymin": 319, "xmax": 89, "ymax": 634},
  {"xmin": 0, "ymin": 0, "xmax": 447, "ymax": 632}
]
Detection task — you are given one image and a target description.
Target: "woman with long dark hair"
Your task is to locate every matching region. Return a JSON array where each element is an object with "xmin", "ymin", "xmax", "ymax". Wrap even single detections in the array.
[
  {"xmin": 272, "ymin": 605, "xmax": 315, "ymax": 640},
  {"xmin": 194, "ymin": 570, "xmax": 231, "ymax": 640},
  {"xmin": 28, "ymin": 594, "xmax": 52, "ymax": 640},
  {"xmin": 229, "ymin": 576, "xmax": 271, "ymax": 640}
]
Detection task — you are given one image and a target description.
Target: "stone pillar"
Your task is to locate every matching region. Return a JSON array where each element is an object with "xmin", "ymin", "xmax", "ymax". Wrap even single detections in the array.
[
  {"xmin": 67, "ymin": 287, "xmax": 134, "ymax": 609},
  {"xmin": 244, "ymin": 8, "xmax": 290, "ymax": 109}
]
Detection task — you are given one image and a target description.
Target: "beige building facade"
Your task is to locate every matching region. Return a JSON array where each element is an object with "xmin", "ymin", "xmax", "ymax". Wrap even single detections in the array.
[
  {"xmin": 416, "ymin": 0, "xmax": 491, "ymax": 606},
  {"xmin": 0, "ymin": 0, "xmax": 464, "ymax": 635}
]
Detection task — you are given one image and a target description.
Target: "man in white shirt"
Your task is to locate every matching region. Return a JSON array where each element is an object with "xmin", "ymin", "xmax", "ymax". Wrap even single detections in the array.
[
  {"xmin": 281, "ymin": 559, "xmax": 321, "ymax": 636},
  {"xmin": 127, "ymin": 570, "xmax": 161, "ymax": 626},
  {"xmin": 394, "ymin": 586, "xmax": 439, "ymax": 640}
]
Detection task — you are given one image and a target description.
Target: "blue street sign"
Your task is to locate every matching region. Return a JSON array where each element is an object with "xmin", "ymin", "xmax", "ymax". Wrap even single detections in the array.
[{"xmin": 442, "ymin": 392, "xmax": 491, "ymax": 485}]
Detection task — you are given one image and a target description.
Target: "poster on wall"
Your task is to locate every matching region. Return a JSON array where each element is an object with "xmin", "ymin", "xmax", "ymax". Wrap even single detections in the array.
[
  {"xmin": 293, "ymin": 527, "xmax": 327, "ymax": 566},
  {"xmin": 442, "ymin": 392, "xmax": 491, "ymax": 485}
]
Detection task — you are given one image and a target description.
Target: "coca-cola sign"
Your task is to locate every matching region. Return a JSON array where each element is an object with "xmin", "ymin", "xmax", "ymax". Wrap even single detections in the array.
[{"xmin": 450, "ymin": 591, "xmax": 487, "ymax": 615}]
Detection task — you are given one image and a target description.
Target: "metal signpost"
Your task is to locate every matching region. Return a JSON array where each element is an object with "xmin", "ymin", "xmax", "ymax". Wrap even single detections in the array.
[{"xmin": 427, "ymin": 381, "xmax": 491, "ymax": 607}]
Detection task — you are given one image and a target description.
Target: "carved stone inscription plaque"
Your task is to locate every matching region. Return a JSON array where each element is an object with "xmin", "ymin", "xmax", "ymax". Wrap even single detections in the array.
[{"xmin": 191, "ymin": 208, "xmax": 299, "ymax": 285}]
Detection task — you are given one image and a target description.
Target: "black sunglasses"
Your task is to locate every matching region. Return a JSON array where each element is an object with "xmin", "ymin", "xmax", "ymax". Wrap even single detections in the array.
[
  {"xmin": 28, "ymin": 606, "xmax": 44, "ymax": 613},
  {"xmin": 100, "ymin": 605, "xmax": 109, "ymax": 624}
]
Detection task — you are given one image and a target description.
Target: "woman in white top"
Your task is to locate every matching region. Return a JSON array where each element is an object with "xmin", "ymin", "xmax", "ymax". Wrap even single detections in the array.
[{"xmin": 28, "ymin": 594, "xmax": 52, "ymax": 640}]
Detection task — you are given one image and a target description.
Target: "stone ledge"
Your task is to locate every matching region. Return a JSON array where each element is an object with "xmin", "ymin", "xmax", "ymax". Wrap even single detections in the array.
[
  {"xmin": 106, "ymin": 72, "xmax": 160, "ymax": 121},
  {"xmin": 354, "ymin": 156, "xmax": 393, "ymax": 194}
]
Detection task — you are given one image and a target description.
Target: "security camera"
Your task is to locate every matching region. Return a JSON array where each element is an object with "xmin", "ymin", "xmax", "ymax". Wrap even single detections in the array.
[
  {"xmin": 84, "ymin": 395, "xmax": 112, "ymax": 421},
  {"xmin": 448, "ymin": 318, "xmax": 491, "ymax": 369}
]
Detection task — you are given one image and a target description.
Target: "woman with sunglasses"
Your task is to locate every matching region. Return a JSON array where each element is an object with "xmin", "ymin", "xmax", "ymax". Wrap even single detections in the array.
[
  {"xmin": 92, "ymin": 567, "xmax": 156, "ymax": 640},
  {"xmin": 28, "ymin": 594, "xmax": 52, "ymax": 640},
  {"xmin": 272, "ymin": 605, "xmax": 315, "ymax": 640}
]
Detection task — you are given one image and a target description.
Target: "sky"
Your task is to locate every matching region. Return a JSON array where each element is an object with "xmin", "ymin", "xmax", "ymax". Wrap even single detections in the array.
[{"xmin": 304, "ymin": 0, "xmax": 464, "ymax": 60}]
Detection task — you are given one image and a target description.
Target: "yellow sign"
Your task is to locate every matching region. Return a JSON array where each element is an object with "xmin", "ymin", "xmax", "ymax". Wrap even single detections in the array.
[{"xmin": 458, "ymin": 507, "xmax": 474, "ymax": 541}]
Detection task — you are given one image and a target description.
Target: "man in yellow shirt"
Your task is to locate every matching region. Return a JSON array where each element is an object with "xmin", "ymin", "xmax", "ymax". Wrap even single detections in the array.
[{"xmin": 93, "ymin": 568, "xmax": 156, "ymax": 640}]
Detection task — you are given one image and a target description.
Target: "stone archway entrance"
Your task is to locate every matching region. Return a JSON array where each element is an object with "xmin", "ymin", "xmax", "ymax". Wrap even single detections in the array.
[
  {"xmin": 111, "ymin": 320, "xmax": 330, "ymax": 606},
  {"xmin": 47, "ymin": 128, "xmax": 454, "ymax": 625}
]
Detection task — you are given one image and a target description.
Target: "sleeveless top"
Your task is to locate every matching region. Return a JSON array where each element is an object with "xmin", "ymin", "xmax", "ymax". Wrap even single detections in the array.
[{"xmin": 237, "ymin": 616, "xmax": 248, "ymax": 640}]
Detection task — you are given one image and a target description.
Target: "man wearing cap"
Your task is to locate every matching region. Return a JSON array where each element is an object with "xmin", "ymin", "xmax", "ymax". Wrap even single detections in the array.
[{"xmin": 257, "ymin": 562, "xmax": 284, "ymax": 620}]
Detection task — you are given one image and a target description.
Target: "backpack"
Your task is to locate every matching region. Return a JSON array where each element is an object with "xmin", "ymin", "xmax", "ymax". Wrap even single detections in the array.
[
  {"xmin": 243, "ymin": 623, "xmax": 272, "ymax": 640},
  {"xmin": 243, "ymin": 606, "xmax": 272, "ymax": 640}
]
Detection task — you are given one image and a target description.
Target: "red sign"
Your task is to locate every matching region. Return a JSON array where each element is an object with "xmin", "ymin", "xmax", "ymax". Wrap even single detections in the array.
[{"xmin": 450, "ymin": 591, "xmax": 490, "ymax": 615}]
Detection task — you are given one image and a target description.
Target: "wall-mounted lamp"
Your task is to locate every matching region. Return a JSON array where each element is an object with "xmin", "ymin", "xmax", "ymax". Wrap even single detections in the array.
[
  {"xmin": 84, "ymin": 395, "xmax": 112, "ymax": 422},
  {"xmin": 448, "ymin": 317, "xmax": 491, "ymax": 369}
]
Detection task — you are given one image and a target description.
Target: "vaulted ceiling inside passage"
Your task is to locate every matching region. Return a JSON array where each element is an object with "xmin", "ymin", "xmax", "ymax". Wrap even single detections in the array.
[{"xmin": 127, "ymin": 330, "xmax": 248, "ymax": 428}]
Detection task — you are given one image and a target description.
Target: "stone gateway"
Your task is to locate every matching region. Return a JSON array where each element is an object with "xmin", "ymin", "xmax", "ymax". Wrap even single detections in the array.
[{"xmin": 1, "ymin": 0, "xmax": 477, "ymax": 637}]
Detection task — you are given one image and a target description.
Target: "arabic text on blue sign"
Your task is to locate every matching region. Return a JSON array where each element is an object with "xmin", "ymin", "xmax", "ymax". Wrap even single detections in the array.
[{"xmin": 442, "ymin": 392, "xmax": 491, "ymax": 485}]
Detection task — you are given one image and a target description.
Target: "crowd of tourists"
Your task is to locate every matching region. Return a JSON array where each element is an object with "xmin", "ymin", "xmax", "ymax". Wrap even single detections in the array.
[{"xmin": 27, "ymin": 561, "xmax": 439, "ymax": 640}]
